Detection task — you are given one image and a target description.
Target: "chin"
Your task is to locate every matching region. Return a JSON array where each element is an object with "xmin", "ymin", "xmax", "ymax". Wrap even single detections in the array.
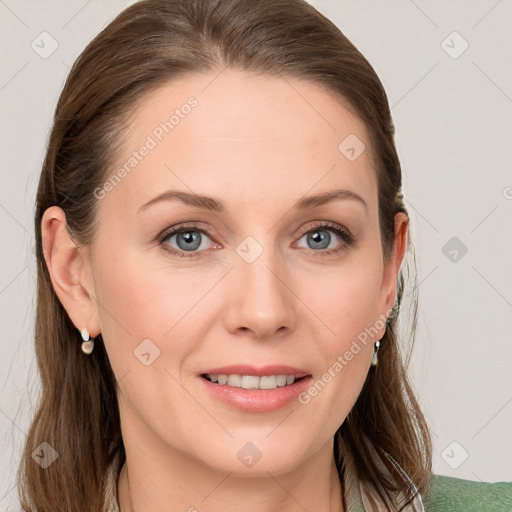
[{"xmin": 191, "ymin": 434, "xmax": 311, "ymax": 477}]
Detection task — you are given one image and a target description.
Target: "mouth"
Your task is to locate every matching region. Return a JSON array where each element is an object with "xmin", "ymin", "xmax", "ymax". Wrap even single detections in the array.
[
  {"xmin": 197, "ymin": 364, "xmax": 312, "ymax": 412},
  {"xmin": 198, "ymin": 369, "xmax": 313, "ymax": 413},
  {"xmin": 200, "ymin": 373, "xmax": 309, "ymax": 390}
]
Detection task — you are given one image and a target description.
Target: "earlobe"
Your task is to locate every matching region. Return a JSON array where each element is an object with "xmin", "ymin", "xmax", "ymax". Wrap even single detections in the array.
[{"xmin": 40, "ymin": 206, "xmax": 101, "ymax": 337}]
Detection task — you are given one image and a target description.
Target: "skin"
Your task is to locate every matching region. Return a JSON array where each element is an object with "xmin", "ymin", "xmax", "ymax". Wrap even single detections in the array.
[{"xmin": 42, "ymin": 69, "xmax": 408, "ymax": 512}]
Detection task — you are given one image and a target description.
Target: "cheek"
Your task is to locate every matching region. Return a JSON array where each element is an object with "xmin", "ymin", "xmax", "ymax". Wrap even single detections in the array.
[
  {"xmin": 92, "ymin": 250, "xmax": 181, "ymax": 365},
  {"xmin": 300, "ymin": 257, "xmax": 383, "ymax": 339},
  {"xmin": 92, "ymin": 246, "xmax": 219, "ymax": 378},
  {"xmin": 296, "ymin": 258, "xmax": 382, "ymax": 407},
  {"xmin": 93, "ymin": 253, "xmax": 198, "ymax": 415}
]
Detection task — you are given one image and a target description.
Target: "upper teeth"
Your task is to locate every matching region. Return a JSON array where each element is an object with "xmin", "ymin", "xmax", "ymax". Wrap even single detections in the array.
[{"xmin": 206, "ymin": 374, "xmax": 297, "ymax": 390}]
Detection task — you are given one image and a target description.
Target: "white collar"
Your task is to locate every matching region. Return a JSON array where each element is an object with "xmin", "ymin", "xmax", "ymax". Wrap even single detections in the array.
[{"xmin": 338, "ymin": 433, "xmax": 425, "ymax": 512}]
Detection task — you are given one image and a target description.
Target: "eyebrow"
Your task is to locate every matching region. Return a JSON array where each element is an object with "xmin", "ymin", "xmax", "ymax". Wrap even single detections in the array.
[{"xmin": 137, "ymin": 188, "xmax": 368, "ymax": 214}]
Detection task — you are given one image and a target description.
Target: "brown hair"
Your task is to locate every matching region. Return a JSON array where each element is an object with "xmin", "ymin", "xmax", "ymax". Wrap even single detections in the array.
[{"xmin": 20, "ymin": 0, "xmax": 432, "ymax": 509}]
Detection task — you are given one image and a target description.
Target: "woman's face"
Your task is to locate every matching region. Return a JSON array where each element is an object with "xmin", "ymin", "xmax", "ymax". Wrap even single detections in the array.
[{"xmin": 78, "ymin": 70, "xmax": 406, "ymax": 475}]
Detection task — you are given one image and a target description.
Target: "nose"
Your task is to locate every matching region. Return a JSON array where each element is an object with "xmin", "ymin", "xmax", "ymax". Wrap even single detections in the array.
[{"xmin": 223, "ymin": 246, "xmax": 297, "ymax": 340}]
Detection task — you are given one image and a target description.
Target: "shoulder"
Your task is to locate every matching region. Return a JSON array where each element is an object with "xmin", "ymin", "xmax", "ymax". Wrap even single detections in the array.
[{"xmin": 422, "ymin": 474, "xmax": 512, "ymax": 512}]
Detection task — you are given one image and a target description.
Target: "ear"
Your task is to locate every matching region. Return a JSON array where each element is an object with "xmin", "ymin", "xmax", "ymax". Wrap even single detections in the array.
[
  {"xmin": 377, "ymin": 211, "xmax": 409, "ymax": 324},
  {"xmin": 40, "ymin": 206, "xmax": 101, "ymax": 337}
]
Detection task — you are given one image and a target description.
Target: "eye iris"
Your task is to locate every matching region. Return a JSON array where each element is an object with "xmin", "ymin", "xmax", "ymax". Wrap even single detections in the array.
[
  {"xmin": 177, "ymin": 231, "xmax": 201, "ymax": 251},
  {"xmin": 308, "ymin": 230, "xmax": 330, "ymax": 250}
]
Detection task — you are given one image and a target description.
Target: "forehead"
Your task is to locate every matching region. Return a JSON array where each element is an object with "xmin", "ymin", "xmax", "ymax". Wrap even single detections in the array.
[{"xmin": 105, "ymin": 69, "xmax": 377, "ymax": 216}]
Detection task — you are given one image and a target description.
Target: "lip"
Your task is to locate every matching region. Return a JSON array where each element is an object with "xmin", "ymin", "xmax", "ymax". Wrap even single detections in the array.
[
  {"xmin": 199, "ymin": 364, "xmax": 310, "ymax": 379},
  {"xmin": 198, "ymin": 368, "xmax": 312, "ymax": 413}
]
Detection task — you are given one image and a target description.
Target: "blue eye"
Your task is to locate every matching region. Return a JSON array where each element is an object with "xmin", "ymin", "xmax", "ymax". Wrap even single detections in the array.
[
  {"xmin": 158, "ymin": 221, "xmax": 355, "ymax": 258},
  {"xmin": 295, "ymin": 221, "xmax": 354, "ymax": 256},
  {"xmin": 160, "ymin": 223, "xmax": 214, "ymax": 257}
]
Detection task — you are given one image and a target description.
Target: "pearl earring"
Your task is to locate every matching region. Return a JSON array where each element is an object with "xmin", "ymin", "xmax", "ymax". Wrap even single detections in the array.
[
  {"xmin": 371, "ymin": 340, "xmax": 380, "ymax": 366},
  {"xmin": 80, "ymin": 327, "xmax": 94, "ymax": 355}
]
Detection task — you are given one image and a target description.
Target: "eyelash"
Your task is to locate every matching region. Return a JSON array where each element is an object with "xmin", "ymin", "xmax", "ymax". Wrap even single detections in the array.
[{"xmin": 157, "ymin": 221, "xmax": 355, "ymax": 258}]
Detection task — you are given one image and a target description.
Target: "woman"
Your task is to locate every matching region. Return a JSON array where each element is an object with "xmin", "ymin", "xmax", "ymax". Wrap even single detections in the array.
[{"xmin": 18, "ymin": 0, "xmax": 511, "ymax": 510}]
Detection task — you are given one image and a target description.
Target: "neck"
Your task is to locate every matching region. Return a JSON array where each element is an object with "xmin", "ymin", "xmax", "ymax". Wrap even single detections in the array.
[
  {"xmin": 116, "ymin": 394, "xmax": 344, "ymax": 512},
  {"xmin": 119, "ymin": 449, "xmax": 344, "ymax": 512}
]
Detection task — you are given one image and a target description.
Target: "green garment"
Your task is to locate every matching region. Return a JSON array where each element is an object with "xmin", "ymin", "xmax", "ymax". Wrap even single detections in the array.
[
  {"xmin": 339, "ymin": 433, "xmax": 512, "ymax": 511},
  {"xmin": 422, "ymin": 474, "xmax": 512, "ymax": 512}
]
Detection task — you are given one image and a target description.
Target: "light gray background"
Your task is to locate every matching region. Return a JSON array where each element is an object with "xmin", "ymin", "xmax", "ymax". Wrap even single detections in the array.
[{"xmin": 1, "ymin": 0, "xmax": 511, "ymax": 508}]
